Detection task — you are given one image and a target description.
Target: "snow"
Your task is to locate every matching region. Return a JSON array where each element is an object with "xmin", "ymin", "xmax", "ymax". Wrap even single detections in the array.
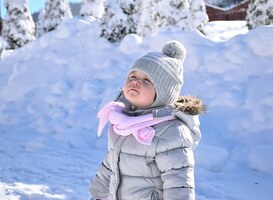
[
  {"xmin": 205, "ymin": 20, "xmax": 249, "ymax": 42},
  {"xmin": 249, "ymin": 145, "xmax": 273, "ymax": 174},
  {"xmin": 1, "ymin": 18, "xmax": 273, "ymax": 200},
  {"xmin": 80, "ymin": 0, "xmax": 105, "ymax": 18}
]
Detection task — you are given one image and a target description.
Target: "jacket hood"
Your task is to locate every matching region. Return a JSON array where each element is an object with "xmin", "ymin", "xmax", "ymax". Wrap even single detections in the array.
[
  {"xmin": 152, "ymin": 96, "xmax": 204, "ymax": 149},
  {"xmin": 115, "ymin": 89, "xmax": 204, "ymax": 148}
]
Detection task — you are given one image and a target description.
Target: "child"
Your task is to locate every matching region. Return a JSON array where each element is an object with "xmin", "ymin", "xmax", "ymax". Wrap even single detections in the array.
[{"xmin": 89, "ymin": 41, "xmax": 204, "ymax": 200}]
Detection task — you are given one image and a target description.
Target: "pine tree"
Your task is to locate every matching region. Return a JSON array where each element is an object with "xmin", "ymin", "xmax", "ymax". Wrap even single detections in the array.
[
  {"xmin": 100, "ymin": 0, "xmax": 141, "ymax": 43},
  {"xmin": 80, "ymin": 0, "xmax": 105, "ymax": 19},
  {"xmin": 137, "ymin": 0, "xmax": 158, "ymax": 37},
  {"xmin": 189, "ymin": 0, "xmax": 209, "ymax": 34},
  {"xmin": 43, "ymin": 0, "xmax": 72, "ymax": 33},
  {"xmin": 246, "ymin": 0, "xmax": 273, "ymax": 30},
  {"xmin": 119, "ymin": 0, "xmax": 142, "ymax": 35},
  {"xmin": 100, "ymin": 0, "xmax": 127, "ymax": 43},
  {"xmin": 2, "ymin": 0, "xmax": 35, "ymax": 49},
  {"xmin": 155, "ymin": 0, "xmax": 191, "ymax": 31}
]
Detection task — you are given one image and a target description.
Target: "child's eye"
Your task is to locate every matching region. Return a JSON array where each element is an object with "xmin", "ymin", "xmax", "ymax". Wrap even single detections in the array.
[
  {"xmin": 144, "ymin": 78, "xmax": 151, "ymax": 83},
  {"xmin": 129, "ymin": 75, "xmax": 136, "ymax": 79},
  {"xmin": 144, "ymin": 79, "xmax": 151, "ymax": 83}
]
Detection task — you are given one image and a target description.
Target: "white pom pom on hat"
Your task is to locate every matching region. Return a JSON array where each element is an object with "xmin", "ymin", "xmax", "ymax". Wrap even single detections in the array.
[{"xmin": 129, "ymin": 40, "xmax": 187, "ymax": 108}]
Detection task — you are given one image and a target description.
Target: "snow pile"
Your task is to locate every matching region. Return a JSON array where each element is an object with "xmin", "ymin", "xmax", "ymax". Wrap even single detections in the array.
[
  {"xmin": 249, "ymin": 145, "xmax": 273, "ymax": 174},
  {"xmin": 0, "ymin": 18, "xmax": 273, "ymax": 199}
]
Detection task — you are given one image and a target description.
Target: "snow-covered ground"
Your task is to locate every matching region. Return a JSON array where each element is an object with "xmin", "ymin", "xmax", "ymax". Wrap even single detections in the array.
[{"xmin": 0, "ymin": 18, "xmax": 273, "ymax": 200}]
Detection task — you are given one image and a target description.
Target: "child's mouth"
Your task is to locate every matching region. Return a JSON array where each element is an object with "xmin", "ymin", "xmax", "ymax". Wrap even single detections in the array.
[{"xmin": 129, "ymin": 88, "xmax": 139, "ymax": 93}]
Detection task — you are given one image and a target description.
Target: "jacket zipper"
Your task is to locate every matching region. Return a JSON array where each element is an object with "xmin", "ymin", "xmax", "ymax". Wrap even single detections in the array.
[{"xmin": 113, "ymin": 135, "xmax": 127, "ymax": 200}]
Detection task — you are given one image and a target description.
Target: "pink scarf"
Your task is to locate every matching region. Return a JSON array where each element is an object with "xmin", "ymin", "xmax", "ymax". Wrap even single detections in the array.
[{"xmin": 97, "ymin": 101, "xmax": 176, "ymax": 145}]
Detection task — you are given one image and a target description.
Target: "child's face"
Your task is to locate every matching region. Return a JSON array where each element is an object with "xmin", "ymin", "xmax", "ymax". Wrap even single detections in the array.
[{"xmin": 124, "ymin": 70, "xmax": 156, "ymax": 109}]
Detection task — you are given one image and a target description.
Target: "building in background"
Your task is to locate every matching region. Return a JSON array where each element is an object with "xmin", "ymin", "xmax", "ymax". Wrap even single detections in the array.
[{"xmin": 206, "ymin": 0, "xmax": 250, "ymax": 21}]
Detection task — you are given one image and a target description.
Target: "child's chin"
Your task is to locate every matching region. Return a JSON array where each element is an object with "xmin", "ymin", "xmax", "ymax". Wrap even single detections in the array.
[{"xmin": 128, "ymin": 89, "xmax": 140, "ymax": 95}]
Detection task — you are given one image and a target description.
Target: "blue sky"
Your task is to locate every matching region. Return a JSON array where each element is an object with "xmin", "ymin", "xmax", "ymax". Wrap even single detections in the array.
[{"xmin": 0, "ymin": 0, "xmax": 81, "ymax": 17}]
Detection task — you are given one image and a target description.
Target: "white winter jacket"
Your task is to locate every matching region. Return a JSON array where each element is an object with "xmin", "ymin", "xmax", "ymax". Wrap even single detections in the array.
[{"xmin": 90, "ymin": 96, "xmax": 203, "ymax": 200}]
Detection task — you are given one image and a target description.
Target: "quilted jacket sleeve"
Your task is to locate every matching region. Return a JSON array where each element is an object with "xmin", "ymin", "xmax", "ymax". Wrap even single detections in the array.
[
  {"xmin": 89, "ymin": 152, "xmax": 111, "ymax": 199},
  {"xmin": 155, "ymin": 122, "xmax": 196, "ymax": 200}
]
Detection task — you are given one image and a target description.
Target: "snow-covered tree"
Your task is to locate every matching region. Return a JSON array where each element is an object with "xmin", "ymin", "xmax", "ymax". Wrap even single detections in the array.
[
  {"xmin": 155, "ymin": 0, "xmax": 191, "ymax": 31},
  {"xmin": 43, "ymin": 0, "xmax": 72, "ymax": 33},
  {"xmin": 80, "ymin": 0, "xmax": 105, "ymax": 19},
  {"xmin": 119, "ymin": 0, "xmax": 142, "ymax": 34},
  {"xmin": 100, "ymin": 0, "xmax": 128, "ymax": 43},
  {"xmin": 100, "ymin": 0, "xmax": 208, "ymax": 41},
  {"xmin": 0, "ymin": 37, "xmax": 5, "ymax": 59},
  {"xmin": 189, "ymin": 0, "xmax": 209, "ymax": 34},
  {"xmin": 2, "ymin": 0, "xmax": 35, "ymax": 49},
  {"xmin": 36, "ymin": 9, "xmax": 45, "ymax": 37},
  {"xmin": 246, "ymin": 0, "xmax": 273, "ymax": 30},
  {"xmin": 137, "ymin": 0, "xmax": 158, "ymax": 37},
  {"xmin": 100, "ymin": 0, "xmax": 141, "ymax": 43}
]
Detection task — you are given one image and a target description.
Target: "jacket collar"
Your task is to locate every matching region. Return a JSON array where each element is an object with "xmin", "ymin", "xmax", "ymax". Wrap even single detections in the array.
[{"xmin": 115, "ymin": 88, "xmax": 205, "ymax": 117}]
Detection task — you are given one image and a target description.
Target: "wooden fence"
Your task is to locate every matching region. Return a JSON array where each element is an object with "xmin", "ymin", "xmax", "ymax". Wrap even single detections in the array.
[{"xmin": 206, "ymin": 0, "xmax": 250, "ymax": 21}]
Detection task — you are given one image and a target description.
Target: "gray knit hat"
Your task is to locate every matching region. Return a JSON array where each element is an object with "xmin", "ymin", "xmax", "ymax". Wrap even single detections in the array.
[{"xmin": 129, "ymin": 40, "xmax": 186, "ymax": 107}]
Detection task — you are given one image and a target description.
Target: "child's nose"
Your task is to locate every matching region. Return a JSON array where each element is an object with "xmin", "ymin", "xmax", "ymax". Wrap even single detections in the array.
[{"xmin": 131, "ymin": 79, "xmax": 140, "ymax": 86}]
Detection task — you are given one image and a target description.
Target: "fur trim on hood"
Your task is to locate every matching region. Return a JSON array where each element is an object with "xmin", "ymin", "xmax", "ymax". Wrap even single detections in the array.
[{"xmin": 174, "ymin": 96, "xmax": 206, "ymax": 116}]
